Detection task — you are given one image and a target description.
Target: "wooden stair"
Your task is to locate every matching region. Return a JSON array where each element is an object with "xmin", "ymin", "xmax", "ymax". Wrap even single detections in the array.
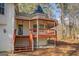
[
  {"xmin": 14, "ymin": 32, "xmax": 33, "ymax": 53},
  {"xmin": 14, "ymin": 47, "xmax": 32, "ymax": 53}
]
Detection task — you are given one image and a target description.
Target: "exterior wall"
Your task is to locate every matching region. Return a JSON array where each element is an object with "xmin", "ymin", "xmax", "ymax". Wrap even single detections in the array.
[
  {"xmin": 23, "ymin": 21, "xmax": 29, "ymax": 35},
  {"xmin": 0, "ymin": 4, "xmax": 15, "ymax": 52},
  {"xmin": 0, "ymin": 25, "xmax": 7, "ymax": 51},
  {"xmin": 0, "ymin": 4, "xmax": 7, "ymax": 24}
]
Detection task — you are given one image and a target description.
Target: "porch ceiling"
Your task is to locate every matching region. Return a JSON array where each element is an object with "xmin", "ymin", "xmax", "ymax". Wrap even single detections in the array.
[{"xmin": 15, "ymin": 16, "xmax": 58, "ymax": 28}]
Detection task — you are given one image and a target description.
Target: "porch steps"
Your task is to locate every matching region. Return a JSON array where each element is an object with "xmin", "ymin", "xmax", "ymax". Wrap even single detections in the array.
[{"xmin": 14, "ymin": 47, "xmax": 32, "ymax": 53}]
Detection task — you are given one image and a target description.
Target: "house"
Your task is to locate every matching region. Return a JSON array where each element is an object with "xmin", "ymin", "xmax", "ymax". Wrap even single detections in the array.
[
  {"xmin": 0, "ymin": 3, "xmax": 15, "ymax": 53},
  {"xmin": 0, "ymin": 3, "xmax": 58, "ymax": 53},
  {"xmin": 14, "ymin": 5, "xmax": 58, "ymax": 53}
]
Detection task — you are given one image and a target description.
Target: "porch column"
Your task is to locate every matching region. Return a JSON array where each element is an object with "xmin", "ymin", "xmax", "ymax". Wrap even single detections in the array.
[
  {"xmin": 36, "ymin": 19, "xmax": 39, "ymax": 48},
  {"xmin": 29, "ymin": 20, "xmax": 34, "ymax": 51},
  {"xmin": 44, "ymin": 21, "xmax": 46, "ymax": 34},
  {"xmin": 44, "ymin": 21, "xmax": 46, "ymax": 29},
  {"xmin": 29, "ymin": 20, "xmax": 30, "ymax": 29},
  {"xmin": 55, "ymin": 22, "xmax": 57, "ymax": 47}
]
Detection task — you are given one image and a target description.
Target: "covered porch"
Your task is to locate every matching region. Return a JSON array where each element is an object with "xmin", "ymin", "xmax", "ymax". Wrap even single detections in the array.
[{"xmin": 13, "ymin": 16, "xmax": 58, "ymax": 53}]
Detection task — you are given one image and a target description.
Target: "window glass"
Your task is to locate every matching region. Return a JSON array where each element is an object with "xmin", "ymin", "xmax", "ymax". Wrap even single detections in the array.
[
  {"xmin": 0, "ymin": 3, "xmax": 4, "ymax": 14},
  {"xmin": 18, "ymin": 25, "xmax": 23, "ymax": 35}
]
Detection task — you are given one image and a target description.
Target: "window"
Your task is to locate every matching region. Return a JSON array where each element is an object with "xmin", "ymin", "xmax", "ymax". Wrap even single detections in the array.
[
  {"xmin": 33, "ymin": 24, "xmax": 44, "ymax": 29},
  {"xmin": 18, "ymin": 25, "xmax": 23, "ymax": 35},
  {"xmin": 0, "ymin": 3, "xmax": 4, "ymax": 14},
  {"xmin": 39, "ymin": 24, "xmax": 44, "ymax": 29},
  {"xmin": 33, "ymin": 24, "xmax": 37, "ymax": 28}
]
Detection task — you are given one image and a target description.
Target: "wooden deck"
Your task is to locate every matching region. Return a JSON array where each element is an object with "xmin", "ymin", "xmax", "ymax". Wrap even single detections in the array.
[{"xmin": 14, "ymin": 29, "xmax": 57, "ymax": 53}]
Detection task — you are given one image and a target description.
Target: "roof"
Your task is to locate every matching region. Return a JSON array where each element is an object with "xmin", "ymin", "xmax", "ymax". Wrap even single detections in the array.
[{"xmin": 33, "ymin": 5, "xmax": 44, "ymax": 14}]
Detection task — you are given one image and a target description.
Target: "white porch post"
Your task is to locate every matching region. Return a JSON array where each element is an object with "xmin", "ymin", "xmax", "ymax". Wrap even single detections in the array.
[{"xmin": 37, "ymin": 19, "xmax": 39, "ymax": 48}]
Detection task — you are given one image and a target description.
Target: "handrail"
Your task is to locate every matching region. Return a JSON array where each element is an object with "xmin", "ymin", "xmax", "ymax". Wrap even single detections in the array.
[{"xmin": 30, "ymin": 28, "xmax": 57, "ymax": 35}]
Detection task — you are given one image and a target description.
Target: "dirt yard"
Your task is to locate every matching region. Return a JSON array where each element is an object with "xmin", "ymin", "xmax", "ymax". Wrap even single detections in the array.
[{"xmin": 10, "ymin": 39, "xmax": 79, "ymax": 56}]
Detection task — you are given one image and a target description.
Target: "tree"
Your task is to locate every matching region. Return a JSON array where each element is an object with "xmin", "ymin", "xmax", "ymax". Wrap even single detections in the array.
[
  {"xmin": 57, "ymin": 3, "xmax": 68, "ymax": 40},
  {"xmin": 58, "ymin": 3, "xmax": 79, "ymax": 40}
]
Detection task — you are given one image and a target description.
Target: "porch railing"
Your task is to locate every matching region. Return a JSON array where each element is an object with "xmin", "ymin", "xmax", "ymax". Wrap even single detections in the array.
[{"xmin": 30, "ymin": 28, "xmax": 57, "ymax": 36}]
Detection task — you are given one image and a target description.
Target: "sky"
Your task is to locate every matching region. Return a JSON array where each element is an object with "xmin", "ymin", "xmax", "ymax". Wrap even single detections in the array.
[{"xmin": 50, "ymin": 3, "xmax": 61, "ymax": 20}]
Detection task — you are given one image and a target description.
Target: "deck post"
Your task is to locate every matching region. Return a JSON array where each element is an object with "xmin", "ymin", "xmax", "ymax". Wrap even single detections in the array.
[{"xmin": 36, "ymin": 18, "xmax": 39, "ymax": 48}]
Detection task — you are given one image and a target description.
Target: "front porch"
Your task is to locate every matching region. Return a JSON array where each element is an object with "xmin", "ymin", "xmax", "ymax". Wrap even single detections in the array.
[{"xmin": 14, "ymin": 16, "xmax": 58, "ymax": 53}]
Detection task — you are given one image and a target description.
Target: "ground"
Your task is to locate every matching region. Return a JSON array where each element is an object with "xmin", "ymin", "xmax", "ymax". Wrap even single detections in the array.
[
  {"xmin": 9, "ymin": 39, "xmax": 79, "ymax": 56},
  {"xmin": 0, "ymin": 39, "xmax": 79, "ymax": 56}
]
